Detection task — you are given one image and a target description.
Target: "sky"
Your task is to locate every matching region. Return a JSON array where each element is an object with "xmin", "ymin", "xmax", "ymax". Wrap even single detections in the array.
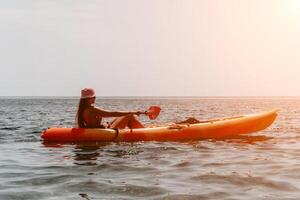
[{"xmin": 1, "ymin": 0, "xmax": 300, "ymax": 96}]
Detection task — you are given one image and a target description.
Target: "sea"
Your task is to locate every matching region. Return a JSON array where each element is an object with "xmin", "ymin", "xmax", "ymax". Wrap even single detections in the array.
[{"xmin": 0, "ymin": 97, "xmax": 300, "ymax": 200}]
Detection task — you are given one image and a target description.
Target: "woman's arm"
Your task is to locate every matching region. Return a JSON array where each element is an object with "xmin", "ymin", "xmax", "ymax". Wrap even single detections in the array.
[{"xmin": 92, "ymin": 107, "xmax": 142, "ymax": 118}]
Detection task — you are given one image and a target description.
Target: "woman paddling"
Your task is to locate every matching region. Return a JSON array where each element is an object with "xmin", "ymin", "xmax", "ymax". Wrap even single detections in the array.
[{"xmin": 76, "ymin": 88, "xmax": 144, "ymax": 129}]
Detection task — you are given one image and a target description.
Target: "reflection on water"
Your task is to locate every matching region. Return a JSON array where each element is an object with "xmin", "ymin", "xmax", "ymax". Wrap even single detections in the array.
[
  {"xmin": 224, "ymin": 135, "xmax": 272, "ymax": 144},
  {"xmin": 73, "ymin": 145, "xmax": 100, "ymax": 166},
  {"xmin": 43, "ymin": 134, "xmax": 272, "ymax": 167},
  {"xmin": 1, "ymin": 97, "xmax": 300, "ymax": 199}
]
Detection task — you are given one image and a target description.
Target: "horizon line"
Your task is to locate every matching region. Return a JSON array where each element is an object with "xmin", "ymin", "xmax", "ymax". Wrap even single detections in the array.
[{"xmin": 1, "ymin": 95, "xmax": 300, "ymax": 98}]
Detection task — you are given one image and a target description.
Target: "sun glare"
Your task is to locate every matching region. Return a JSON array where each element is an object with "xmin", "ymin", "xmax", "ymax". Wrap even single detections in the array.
[{"xmin": 285, "ymin": 0, "xmax": 300, "ymax": 17}]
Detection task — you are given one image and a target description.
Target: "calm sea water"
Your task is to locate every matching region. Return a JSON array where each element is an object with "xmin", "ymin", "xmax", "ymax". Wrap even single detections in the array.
[{"xmin": 0, "ymin": 97, "xmax": 300, "ymax": 200}]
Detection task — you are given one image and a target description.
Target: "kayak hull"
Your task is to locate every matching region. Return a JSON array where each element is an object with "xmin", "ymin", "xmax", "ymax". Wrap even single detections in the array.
[{"xmin": 41, "ymin": 109, "xmax": 278, "ymax": 142}]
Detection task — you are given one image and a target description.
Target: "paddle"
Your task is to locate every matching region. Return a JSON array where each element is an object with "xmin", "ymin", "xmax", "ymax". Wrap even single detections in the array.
[{"xmin": 143, "ymin": 106, "xmax": 161, "ymax": 120}]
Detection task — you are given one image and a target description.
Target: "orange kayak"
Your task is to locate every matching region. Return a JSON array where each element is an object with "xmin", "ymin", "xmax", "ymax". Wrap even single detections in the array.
[{"xmin": 41, "ymin": 109, "xmax": 278, "ymax": 142}]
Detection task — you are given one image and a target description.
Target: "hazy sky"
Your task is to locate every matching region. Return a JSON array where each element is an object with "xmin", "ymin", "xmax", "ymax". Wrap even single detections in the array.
[{"xmin": 1, "ymin": 0, "xmax": 300, "ymax": 96}]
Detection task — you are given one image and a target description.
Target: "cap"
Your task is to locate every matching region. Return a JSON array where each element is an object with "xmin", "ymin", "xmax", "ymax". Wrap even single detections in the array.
[{"xmin": 81, "ymin": 88, "xmax": 95, "ymax": 99}]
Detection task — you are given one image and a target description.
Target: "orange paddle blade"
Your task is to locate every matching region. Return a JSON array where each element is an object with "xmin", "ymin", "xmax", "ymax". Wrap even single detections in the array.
[{"xmin": 147, "ymin": 106, "xmax": 161, "ymax": 120}]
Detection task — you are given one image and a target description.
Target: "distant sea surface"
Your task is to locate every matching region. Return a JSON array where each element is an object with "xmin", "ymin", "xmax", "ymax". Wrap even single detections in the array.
[{"xmin": 0, "ymin": 97, "xmax": 299, "ymax": 200}]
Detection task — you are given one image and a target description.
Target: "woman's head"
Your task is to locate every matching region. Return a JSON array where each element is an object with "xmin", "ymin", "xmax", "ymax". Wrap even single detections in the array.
[{"xmin": 81, "ymin": 88, "xmax": 96, "ymax": 105}]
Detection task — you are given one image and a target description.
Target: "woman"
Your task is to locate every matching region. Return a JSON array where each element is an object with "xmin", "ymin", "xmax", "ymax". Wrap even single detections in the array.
[{"xmin": 76, "ymin": 88, "xmax": 144, "ymax": 129}]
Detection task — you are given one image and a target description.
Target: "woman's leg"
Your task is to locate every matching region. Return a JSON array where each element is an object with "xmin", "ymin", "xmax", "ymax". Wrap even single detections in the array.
[{"xmin": 109, "ymin": 114, "xmax": 144, "ymax": 129}]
